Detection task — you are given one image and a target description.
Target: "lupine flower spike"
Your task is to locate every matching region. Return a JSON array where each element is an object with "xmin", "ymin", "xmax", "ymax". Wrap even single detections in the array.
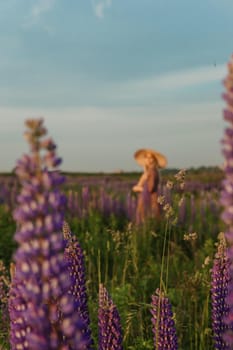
[
  {"xmin": 8, "ymin": 118, "xmax": 90, "ymax": 349},
  {"xmin": 220, "ymin": 55, "xmax": 233, "ymax": 345},
  {"xmin": 63, "ymin": 221, "xmax": 93, "ymax": 348},
  {"xmin": 211, "ymin": 233, "xmax": 232, "ymax": 349},
  {"xmin": 98, "ymin": 283, "xmax": 123, "ymax": 350},
  {"xmin": 151, "ymin": 289, "xmax": 178, "ymax": 350}
]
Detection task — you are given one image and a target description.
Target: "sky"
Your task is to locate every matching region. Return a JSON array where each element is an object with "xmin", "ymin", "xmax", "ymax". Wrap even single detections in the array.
[{"xmin": 0, "ymin": 0, "xmax": 232, "ymax": 173}]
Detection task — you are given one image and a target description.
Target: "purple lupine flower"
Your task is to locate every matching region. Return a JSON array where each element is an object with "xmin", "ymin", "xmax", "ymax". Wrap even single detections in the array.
[
  {"xmin": 8, "ymin": 268, "xmax": 30, "ymax": 350},
  {"xmin": 151, "ymin": 289, "xmax": 178, "ymax": 350},
  {"xmin": 9, "ymin": 118, "xmax": 90, "ymax": 350},
  {"xmin": 67, "ymin": 190, "xmax": 80, "ymax": 219},
  {"xmin": 98, "ymin": 283, "xmax": 123, "ymax": 350},
  {"xmin": 211, "ymin": 234, "xmax": 233, "ymax": 350},
  {"xmin": 62, "ymin": 221, "xmax": 93, "ymax": 348},
  {"xmin": 220, "ymin": 55, "xmax": 233, "ymax": 344},
  {"xmin": 125, "ymin": 191, "xmax": 136, "ymax": 221},
  {"xmin": 211, "ymin": 233, "xmax": 232, "ymax": 349},
  {"xmin": 99, "ymin": 187, "xmax": 111, "ymax": 217},
  {"xmin": 190, "ymin": 194, "xmax": 196, "ymax": 225},
  {"xmin": 82, "ymin": 186, "xmax": 90, "ymax": 216}
]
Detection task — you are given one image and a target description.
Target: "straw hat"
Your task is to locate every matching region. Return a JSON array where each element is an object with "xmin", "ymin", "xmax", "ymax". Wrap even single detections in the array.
[{"xmin": 134, "ymin": 148, "xmax": 167, "ymax": 168}]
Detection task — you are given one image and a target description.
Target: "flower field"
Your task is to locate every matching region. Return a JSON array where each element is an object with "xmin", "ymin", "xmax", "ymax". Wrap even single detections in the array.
[
  {"xmin": 0, "ymin": 55, "xmax": 233, "ymax": 349},
  {"xmin": 0, "ymin": 161, "xmax": 226, "ymax": 349}
]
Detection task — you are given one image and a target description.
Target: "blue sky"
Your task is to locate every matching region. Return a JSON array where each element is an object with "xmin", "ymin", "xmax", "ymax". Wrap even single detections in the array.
[{"xmin": 0, "ymin": 0, "xmax": 232, "ymax": 172}]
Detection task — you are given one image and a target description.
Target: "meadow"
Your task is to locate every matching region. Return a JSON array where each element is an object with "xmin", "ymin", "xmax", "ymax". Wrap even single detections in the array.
[
  {"xmin": 0, "ymin": 56, "xmax": 232, "ymax": 348},
  {"xmin": 0, "ymin": 166, "xmax": 225, "ymax": 349}
]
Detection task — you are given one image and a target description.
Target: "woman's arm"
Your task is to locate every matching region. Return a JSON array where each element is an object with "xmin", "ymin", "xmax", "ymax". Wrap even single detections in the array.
[{"xmin": 132, "ymin": 172, "xmax": 147, "ymax": 192}]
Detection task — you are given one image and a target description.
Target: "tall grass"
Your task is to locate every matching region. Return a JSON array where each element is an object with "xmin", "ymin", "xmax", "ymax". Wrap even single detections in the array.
[
  {"xmin": 0, "ymin": 168, "xmax": 223, "ymax": 349},
  {"xmin": 0, "ymin": 159, "xmax": 226, "ymax": 350}
]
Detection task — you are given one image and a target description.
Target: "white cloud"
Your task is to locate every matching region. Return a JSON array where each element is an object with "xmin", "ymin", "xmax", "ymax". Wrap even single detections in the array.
[
  {"xmin": 23, "ymin": 0, "xmax": 56, "ymax": 28},
  {"xmin": 31, "ymin": 0, "xmax": 56, "ymax": 19},
  {"xmin": 92, "ymin": 0, "xmax": 112, "ymax": 19},
  {"xmin": 120, "ymin": 64, "xmax": 227, "ymax": 94},
  {"xmin": 151, "ymin": 64, "xmax": 227, "ymax": 89},
  {"xmin": 0, "ymin": 62, "xmax": 227, "ymax": 108}
]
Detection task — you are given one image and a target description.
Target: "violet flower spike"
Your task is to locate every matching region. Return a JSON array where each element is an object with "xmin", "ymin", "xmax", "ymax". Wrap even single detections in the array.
[
  {"xmin": 220, "ymin": 55, "xmax": 233, "ymax": 345},
  {"xmin": 9, "ymin": 118, "xmax": 90, "ymax": 349},
  {"xmin": 98, "ymin": 283, "xmax": 123, "ymax": 350},
  {"xmin": 211, "ymin": 233, "xmax": 232, "ymax": 349},
  {"xmin": 63, "ymin": 221, "xmax": 93, "ymax": 348},
  {"xmin": 151, "ymin": 289, "xmax": 178, "ymax": 350}
]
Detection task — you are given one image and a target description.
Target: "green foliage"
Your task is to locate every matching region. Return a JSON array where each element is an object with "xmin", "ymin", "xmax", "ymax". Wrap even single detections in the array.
[
  {"xmin": 0, "ymin": 206, "xmax": 16, "ymax": 268},
  {"xmin": 0, "ymin": 169, "xmax": 223, "ymax": 349}
]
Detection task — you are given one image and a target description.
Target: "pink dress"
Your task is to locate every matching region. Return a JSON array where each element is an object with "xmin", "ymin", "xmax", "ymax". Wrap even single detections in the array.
[{"xmin": 136, "ymin": 167, "xmax": 160, "ymax": 224}]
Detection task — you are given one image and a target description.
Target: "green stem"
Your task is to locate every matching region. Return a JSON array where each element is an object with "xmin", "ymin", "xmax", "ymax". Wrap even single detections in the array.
[
  {"xmin": 97, "ymin": 249, "xmax": 101, "ymax": 285},
  {"xmin": 165, "ymin": 225, "xmax": 172, "ymax": 291},
  {"xmin": 159, "ymin": 219, "xmax": 169, "ymax": 294}
]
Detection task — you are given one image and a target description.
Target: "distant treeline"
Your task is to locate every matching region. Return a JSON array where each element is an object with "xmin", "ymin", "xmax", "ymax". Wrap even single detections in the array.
[
  {"xmin": 0, "ymin": 165, "xmax": 224, "ymax": 184},
  {"xmin": 62, "ymin": 166, "xmax": 224, "ymax": 183}
]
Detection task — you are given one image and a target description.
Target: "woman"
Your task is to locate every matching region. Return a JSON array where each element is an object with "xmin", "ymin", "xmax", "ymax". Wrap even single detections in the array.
[{"xmin": 132, "ymin": 148, "xmax": 167, "ymax": 224}]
